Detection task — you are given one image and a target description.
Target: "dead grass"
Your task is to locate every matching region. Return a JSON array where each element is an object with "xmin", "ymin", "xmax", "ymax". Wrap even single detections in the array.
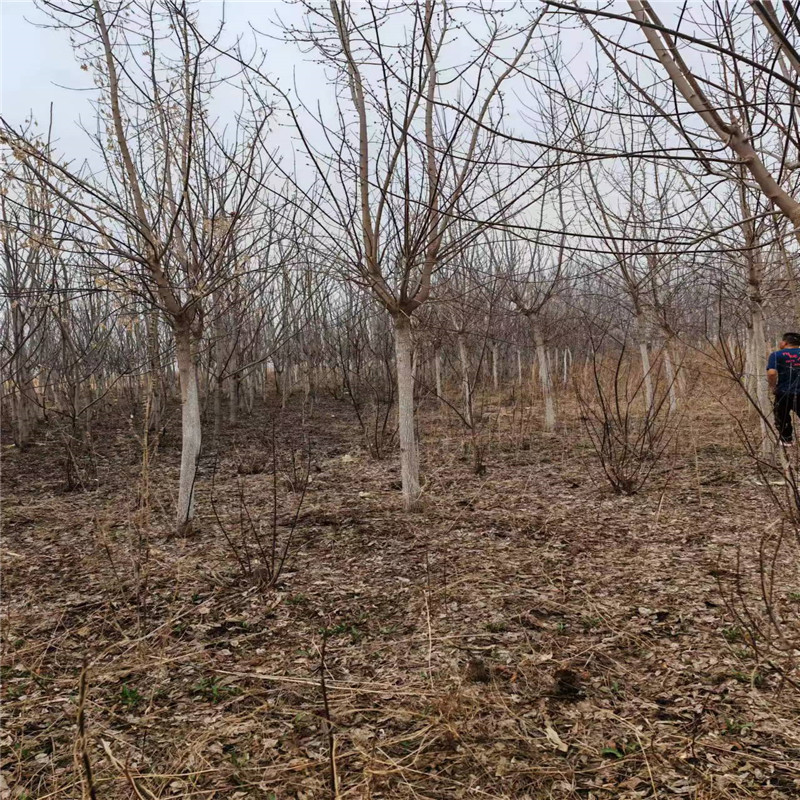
[{"xmin": 1, "ymin": 384, "xmax": 799, "ymax": 799}]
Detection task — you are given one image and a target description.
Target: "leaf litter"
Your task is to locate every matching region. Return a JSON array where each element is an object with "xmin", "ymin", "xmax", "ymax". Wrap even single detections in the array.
[{"xmin": 1, "ymin": 395, "xmax": 798, "ymax": 799}]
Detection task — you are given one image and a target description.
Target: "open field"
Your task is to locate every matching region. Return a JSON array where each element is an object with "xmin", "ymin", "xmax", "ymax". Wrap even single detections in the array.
[{"xmin": 2, "ymin": 388, "xmax": 799, "ymax": 800}]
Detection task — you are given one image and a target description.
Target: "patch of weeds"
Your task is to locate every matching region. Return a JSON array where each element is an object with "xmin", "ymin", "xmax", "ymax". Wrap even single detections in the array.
[
  {"xmin": 788, "ymin": 591, "xmax": 800, "ymax": 602},
  {"xmin": 485, "ymin": 619, "xmax": 509, "ymax": 633},
  {"xmin": 609, "ymin": 679, "xmax": 624, "ymax": 698},
  {"xmin": 5, "ymin": 682, "xmax": 28, "ymax": 701},
  {"xmin": 287, "ymin": 593, "xmax": 309, "ymax": 606},
  {"xmin": 292, "ymin": 712, "xmax": 314, "ymax": 733},
  {"xmin": 193, "ymin": 677, "xmax": 242, "ymax": 704},
  {"xmin": 1, "ymin": 665, "xmax": 28, "ymax": 679},
  {"xmin": 380, "ymin": 624, "xmax": 399, "ymax": 636},
  {"xmin": 323, "ymin": 614, "xmax": 368, "ymax": 643},
  {"xmin": 722, "ymin": 626, "xmax": 742, "ymax": 643},
  {"xmin": 120, "ymin": 684, "xmax": 141, "ymax": 709},
  {"xmin": 555, "ymin": 622, "xmax": 568, "ymax": 635},
  {"xmin": 600, "ymin": 740, "xmax": 639, "ymax": 759},
  {"xmin": 732, "ymin": 670, "xmax": 765, "ymax": 688},
  {"xmin": 224, "ymin": 744, "xmax": 250, "ymax": 768},
  {"xmin": 724, "ymin": 718, "xmax": 752, "ymax": 736},
  {"xmin": 582, "ymin": 616, "xmax": 602, "ymax": 631}
]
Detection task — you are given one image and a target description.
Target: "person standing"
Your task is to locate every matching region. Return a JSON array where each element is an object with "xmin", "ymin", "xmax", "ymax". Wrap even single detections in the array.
[{"xmin": 766, "ymin": 332, "xmax": 800, "ymax": 446}]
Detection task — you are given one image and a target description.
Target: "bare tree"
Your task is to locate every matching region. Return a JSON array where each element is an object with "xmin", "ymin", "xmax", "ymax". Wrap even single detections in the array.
[{"xmin": 1, "ymin": 0, "xmax": 274, "ymax": 530}]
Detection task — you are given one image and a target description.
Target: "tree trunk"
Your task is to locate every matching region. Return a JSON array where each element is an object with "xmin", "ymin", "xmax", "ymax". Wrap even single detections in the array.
[
  {"xmin": 281, "ymin": 362, "xmax": 291, "ymax": 409},
  {"xmin": 663, "ymin": 340, "xmax": 678, "ymax": 414},
  {"xmin": 636, "ymin": 312, "xmax": 655, "ymax": 415},
  {"xmin": 228, "ymin": 376, "xmax": 239, "ymax": 426},
  {"xmin": 394, "ymin": 314, "xmax": 420, "ymax": 509},
  {"xmin": 228, "ymin": 342, "xmax": 239, "ymax": 426},
  {"xmin": 457, "ymin": 331, "xmax": 473, "ymax": 429},
  {"xmin": 301, "ymin": 360, "xmax": 311, "ymax": 401},
  {"xmin": 491, "ymin": 343, "xmax": 500, "ymax": 393},
  {"xmin": 145, "ymin": 311, "xmax": 163, "ymax": 432},
  {"xmin": 532, "ymin": 322, "xmax": 555, "ymax": 432},
  {"xmin": 175, "ymin": 326, "xmax": 202, "ymax": 534},
  {"xmin": 434, "ymin": 349, "xmax": 443, "ymax": 399},
  {"xmin": 749, "ymin": 290, "xmax": 772, "ymax": 457},
  {"xmin": 741, "ymin": 182, "xmax": 773, "ymax": 457},
  {"xmin": 245, "ymin": 375, "xmax": 255, "ymax": 415},
  {"xmin": 11, "ymin": 302, "xmax": 34, "ymax": 448},
  {"xmin": 213, "ymin": 376, "xmax": 223, "ymax": 441}
]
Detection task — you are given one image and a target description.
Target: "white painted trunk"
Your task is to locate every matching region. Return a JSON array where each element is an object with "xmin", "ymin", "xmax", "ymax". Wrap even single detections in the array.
[
  {"xmin": 664, "ymin": 343, "xmax": 678, "ymax": 414},
  {"xmin": 457, "ymin": 333, "xmax": 474, "ymax": 429},
  {"xmin": 228, "ymin": 378, "xmax": 239, "ymax": 425},
  {"xmin": 491, "ymin": 343, "xmax": 499, "ymax": 392},
  {"xmin": 302, "ymin": 361, "xmax": 311, "ymax": 401},
  {"xmin": 213, "ymin": 377, "xmax": 223, "ymax": 441},
  {"xmin": 517, "ymin": 348, "xmax": 523, "ymax": 386},
  {"xmin": 435, "ymin": 350, "xmax": 443, "ymax": 399},
  {"xmin": 637, "ymin": 314, "xmax": 654, "ymax": 415},
  {"xmin": 744, "ymin": 328, "xmax": 757, "ymax": 400},
  {"xmin": 176, "ymin": 328, "xmax": 202, "ymax": 533},
  {"xmin": 281, "ymin": 363, "xmax": 291, "ymax": 409},
  {"xmin": 145, "ymin": 311, "xmax": 163, "ymax": 432},
  {"xmin": 228, "ymin": 343, "xmax": 239, "ymax": 425},
  {"xmin": 12, "ymin": 304, "xmax": 33, "ymax": 447},
  {"xmin": 532, "ymin": 323, "xmax": 555, "ymax": 433},
  {"xmin": 749, "ymin": 309, "xmax": 772, "ymax": 456},
  {"xmin": 394, "ymin": 316, "xmax": 420, "ymax": 509},
  {"xmin": 245, "ymin": 377, "xmax": 255, "ymax": 415}
]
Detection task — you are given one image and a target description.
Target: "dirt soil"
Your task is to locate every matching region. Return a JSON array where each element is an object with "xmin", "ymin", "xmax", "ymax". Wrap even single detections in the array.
[{"xmin": 2, "ymin": 390, "xmax": 799, "ymax": 799}]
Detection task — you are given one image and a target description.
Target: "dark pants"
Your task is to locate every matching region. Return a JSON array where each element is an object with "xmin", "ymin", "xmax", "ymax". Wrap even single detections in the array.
[{"xmin": 774, "ymin": 391, "xmax": 800, "ymax": 442}]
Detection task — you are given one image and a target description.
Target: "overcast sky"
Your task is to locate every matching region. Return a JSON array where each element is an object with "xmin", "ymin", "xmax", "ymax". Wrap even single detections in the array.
[{"xmin": 0, "ymin": 2, "xmax": 321, "ymax": 159}]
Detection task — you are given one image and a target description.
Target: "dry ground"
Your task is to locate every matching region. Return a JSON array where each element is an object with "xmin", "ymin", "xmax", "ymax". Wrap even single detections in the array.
[{"xmin": 2, "ymin": 384, "xmax": 799, "ymax": 799}]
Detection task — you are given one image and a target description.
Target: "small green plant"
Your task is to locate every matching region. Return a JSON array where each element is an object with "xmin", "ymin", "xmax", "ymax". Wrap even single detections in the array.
[
  {"xmin": 788, "ymin": 591, "xmax": 800, "ymax": 602},
  {"xmin": 193, "ymin": 677, "xmax": 242, "ymax": 704},
  {"xmin": 722, "ymin": 626, "xmax": 742, "ymax": 643},
  {"xmin": 6, "ymin": 683, "xmax": 28, "ymax": 701},
  {"xmin": 555, "ymin": 622, "xmax": 568, "ymax": 635},
  {"xmin": 732, "ymin": 670, "xmax": 765, "ymax": 688},
  {"xmin": 322, "ymin": 614, "xmax": 368, "ymax": 643},
  {"xmin": 226, "ymin": 747, "xmax": 250, "ymax": 768},
  {"xmin": 292, "ymin": 711, "xmax": 314, "ymax": 732},
  {"xmin": 120, "ymin": 684, "xmax": 141, "ymax": 709},
  {"xmin": 485, "ymin": 619, "xmax": 509, "ymax": 633},
  {"xmin": 287, "ymin": 593, "xmax": 309, "ymax": 606},
  {"xmin": 600, "ymin": 740, "xmax": 638, "ymax": 758},
  {"xmin": 724, "ymin": 718, "xmax": 752, "ymax": 735},
  {"xmin": 582, "ymin": 616, "xmax": 602, "ymax": 631}
]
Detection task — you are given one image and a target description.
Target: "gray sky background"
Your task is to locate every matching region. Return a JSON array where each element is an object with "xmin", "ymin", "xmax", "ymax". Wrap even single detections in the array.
[{"xmin": 1, "ymin": 2, "xmax": 322, "ymax": 160}]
